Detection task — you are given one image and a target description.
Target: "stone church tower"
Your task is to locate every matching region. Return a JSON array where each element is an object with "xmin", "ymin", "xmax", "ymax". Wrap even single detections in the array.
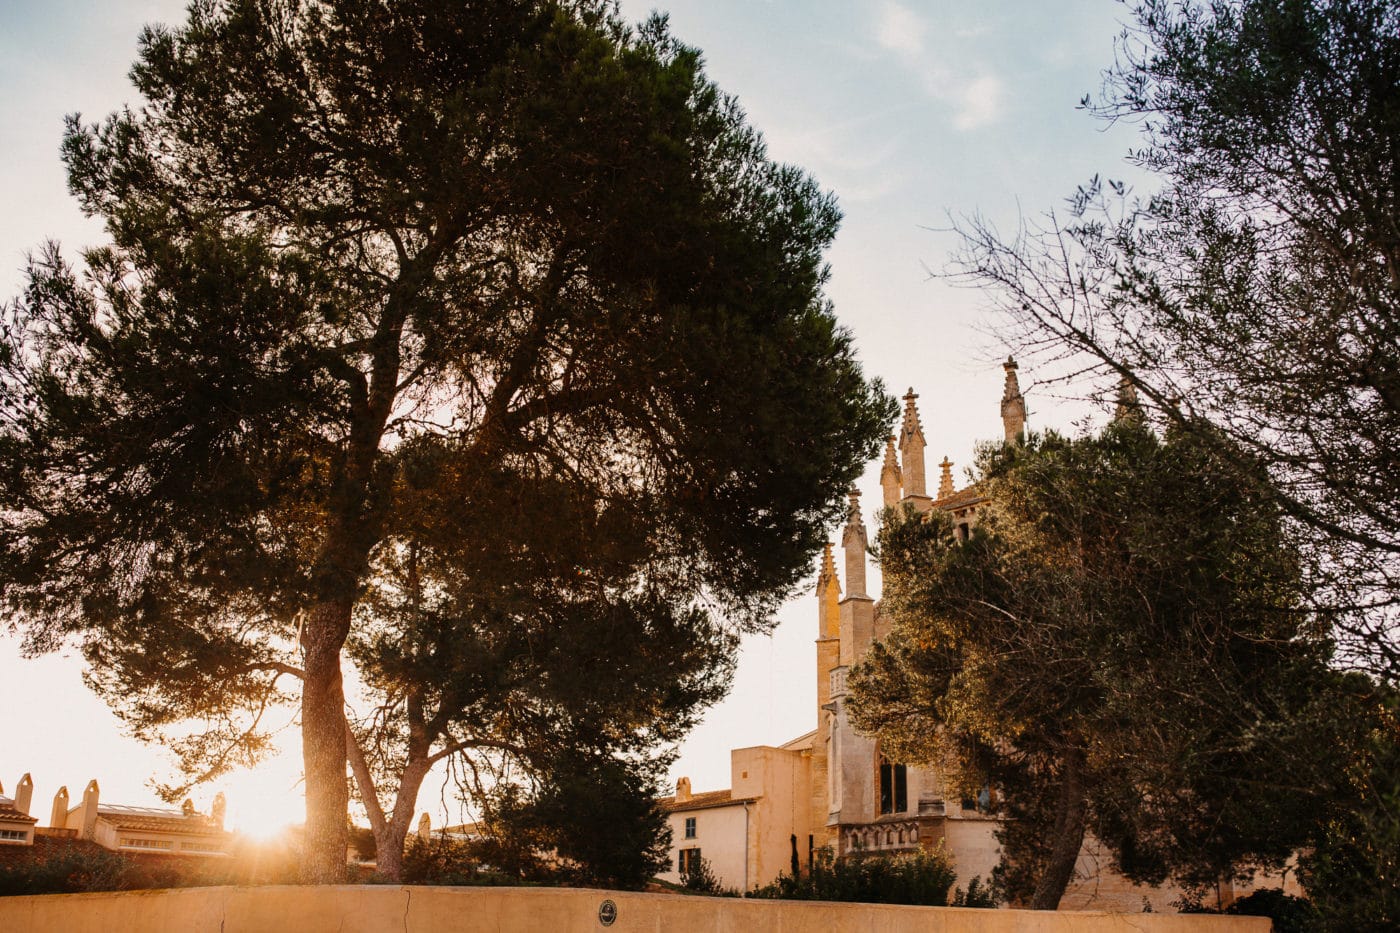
[
  {"xmin": 809, "ymin": 372, "xmax": 1024, "ymax": 870},
  {"xmin": 663, "ymin": 366, "xmax": 1027, "ymax": 891}
]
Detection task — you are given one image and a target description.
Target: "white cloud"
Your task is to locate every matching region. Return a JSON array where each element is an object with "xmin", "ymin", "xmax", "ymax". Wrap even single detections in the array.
[
  {"xmin": 754, "ymin": 103, "xmax": 911, "ymax": 205},
  {"xmin": 870, "ymin": 2, "xmax": 1005, "ymax": 132},
  {"xmin": 953, "ymin": 75, "xmax": 1004, "ymax": 130},
  {"xmin": 875, "ymin": 1, "xmax": 927, "ymax": 56}
]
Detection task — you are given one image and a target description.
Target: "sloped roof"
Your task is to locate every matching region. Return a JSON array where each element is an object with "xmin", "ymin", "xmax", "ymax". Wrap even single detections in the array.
[
  {"xmin": 779, "ymin": 729, "xmax": 817, "ymax": 751},
  {"xmin": 0, "ymin": 799, "xmax": 37, "ymax": 825},
  {"xmin": 933, "ymin": 486, "xmax": 987, "ymax": 511},
  {"xmin": 658, "ymin": 789, "xmax": 756, "ymax": 813},
  {"xmin": 91, "ymin": 804, "xmax": 224, "ymax": 837}
]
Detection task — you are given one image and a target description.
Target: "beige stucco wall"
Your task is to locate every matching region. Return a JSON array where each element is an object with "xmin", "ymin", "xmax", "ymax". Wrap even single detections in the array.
[
  {"xmin": 0, "ymin": 819, "xmax": 35, "ymax": 845},
  {"xmin": 0, "ymin": 885, "xmax": 1274, "ymax": 933},
  {"xmin": 942, "ymin": 817, "xmax": 1001, "ymax": 888},
  {"xmin": 89, "ymin": 821, "xmax": 226, "ymax": 856},
  {"xmin": 732, "ymin": 745, "xmax": 811, "ymax": 888},
  {"xmin": 660, "ymin": 803, "xmax": 749, "ymax": 890}
]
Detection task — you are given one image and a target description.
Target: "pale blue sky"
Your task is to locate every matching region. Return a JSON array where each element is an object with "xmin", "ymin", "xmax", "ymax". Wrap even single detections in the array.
[{"xmin": 0, "ymin": 1, "xmax": 1143, "ymax": 834}]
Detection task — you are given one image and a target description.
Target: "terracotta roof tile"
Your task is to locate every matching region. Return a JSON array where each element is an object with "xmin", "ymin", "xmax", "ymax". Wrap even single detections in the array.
[
  {"xmin": 933, "ymin": 486, "xmax": 987, "ymax": 511},
  {"xmin": 98, "ymin": 812, "xmax": 224, "ymax": 836},
  {"xmin": 0, "ymin": 804, "xmax": 37, "ymax": 824},
  {"xmin": 658, "ymin": 789, "xmax": 757, "ymax": 813}
]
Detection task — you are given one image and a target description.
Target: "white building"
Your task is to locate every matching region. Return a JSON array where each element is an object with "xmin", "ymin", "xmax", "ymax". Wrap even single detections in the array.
[
  {"xmin": 0, "ymin": 775, "xmax": 38, "ymax": 846},
  {"xmin": 47, "ymin": 779, "xmax": 232, "ymax": 857}
]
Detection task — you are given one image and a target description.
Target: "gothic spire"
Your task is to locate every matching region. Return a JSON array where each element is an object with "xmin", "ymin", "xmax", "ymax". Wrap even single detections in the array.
[
  {"xmin": 898, "ymin": 389, "xmax": 927, "ymax": 497},
  {"xmin": 1114, "ymin": 374, "xmax": 1145, "ymax": 424},
  {"xmin": 841, "ymin": 488, "xmax": 868, "ymax": 597},
  {"xmin": 1001, "ymin": 357, "xmax": 1027, "ymax": 443},
  {"xmin": 817, "ymin": 541, "xmax": 839, "ymax": 594}
]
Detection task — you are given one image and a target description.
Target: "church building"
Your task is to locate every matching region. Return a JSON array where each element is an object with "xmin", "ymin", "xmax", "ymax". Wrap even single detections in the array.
[
  {"xmin": 659, "ymin": 360, "xmax": 1278, "ymax": 911},
  {"xmin": 660, "ymin": 362, "xmax": 1025, "ymax": 894}
]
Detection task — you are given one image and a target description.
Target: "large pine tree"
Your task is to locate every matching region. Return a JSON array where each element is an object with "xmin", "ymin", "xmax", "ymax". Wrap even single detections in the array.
[{"xmin": 0, "ymin": 0, "xmax": 893, "ymax": 880}]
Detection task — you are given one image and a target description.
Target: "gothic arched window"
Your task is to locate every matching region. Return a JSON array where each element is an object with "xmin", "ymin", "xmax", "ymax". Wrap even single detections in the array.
[{"xmin": 879, "ymin": 758, "xmax": 908, "ymax": 814}]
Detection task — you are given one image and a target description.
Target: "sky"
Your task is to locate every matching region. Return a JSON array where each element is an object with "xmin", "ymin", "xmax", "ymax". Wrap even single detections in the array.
[{"xmin": 0, "ymin": 0, "xmax": 1145, "ymax": 837}]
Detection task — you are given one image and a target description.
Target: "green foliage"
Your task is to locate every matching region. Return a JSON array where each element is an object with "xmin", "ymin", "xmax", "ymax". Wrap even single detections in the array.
[
  {"xmin": 1299, "ymin": 688, "xmax": 1400, "ymax": 931},
  {"xmin": 346, "ymin": 520, "xmax": 739, "ymax": 877},
  {"xmin": 398, "ymin": 754, "xmax": 673, "ymax": 890},
  {"xmin": 681, "ymin": 855, "xmax": 731, "ymax": 896},
  {"xmin": 400, "ymin": 836, "xmax": 487, "ymax": 886},
  {"xmin": 748, "ymin": 846, "xmax": 958, "ymax": 906},
  {"xmin": 950, "ymin": 875, "xmax": 1001, "ymax": 909},
  {"xmin": 949, "ymin": 0, "xmax": 1400, "ymax": 908},
  {"xmin": 347, "ymin": 824, "xmax": 377, "ymax": 862},
  {"xmin": 0, "ymin": 840, "xmax": 280, "ymax": 895},
  {"xmin": 480, "ymin": 750, "xmax": 674, "ymax": 890},
  {"xmin": 0, "ymin": 845, "xmax": 133, "ymax": 895},
  {"xmin": 852, "ymin": 421, "xmax": 1353, "ymax": 908},
  {"xmin": 954, "ymin": 0, "xmax": 1400, "ymax": 681},
  {"xmin": 1225, "ymin": 889, "xmax": 1321, "ymax": 933},
  {"xmin": 0, "ymin": 0, "xmax": 894, "ymax": 875},
  {"xmin": 1176, "ymin": 888, "xmax": 1322, "ymax": 933}
]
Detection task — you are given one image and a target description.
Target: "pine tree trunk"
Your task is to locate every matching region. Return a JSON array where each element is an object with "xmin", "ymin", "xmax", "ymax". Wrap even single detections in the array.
[
  {"xmin": 348, "ymin": 721, "xmax": 433, "ymax": 884},
  {"xmin": 375, "ymin": 827, "xmax": 407, "ymax": 881},
  {"xmin": 301, "ymin": 598, "xmax": 353, "ymax": 883},
  {"xmin": 1030, "ymin": 747, "xmax": 1088, "ymax": 910},
  {"xmin": 367, "ymin": 756, "xmax": 433, "ymax": 883}
]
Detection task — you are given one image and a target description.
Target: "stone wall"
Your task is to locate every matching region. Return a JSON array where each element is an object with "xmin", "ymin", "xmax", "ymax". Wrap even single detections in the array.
[{"xmin": 0, "ymin": 885, "xmax": 1272, "ymax": 932}]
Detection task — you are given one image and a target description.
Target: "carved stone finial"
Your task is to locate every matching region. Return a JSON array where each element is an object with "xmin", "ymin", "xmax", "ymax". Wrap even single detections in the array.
[
  {"xmin": 817, "ymin": 542, "xmax": 840, "ymax": 593},
  {"xmin": 938, "ymin": 457, "xmax": 955, "ymax": 499},
  {"xmin": 841, "ymin": 488, "xmax": 868, "ymax": 597},
  {"xmin": 842, "ymin": 487, "xmax": 864, "ymax": 530},
  {"xmin": 817, "ymin": 541, "xmax": 842, "ymax": 637},
  {"xmin": 899, "ymin": 389, "xmax": 924, "ymax": 444},
  {"xmin": 880, "ymin": 436, "xmax": 902, "ymax": 506}
]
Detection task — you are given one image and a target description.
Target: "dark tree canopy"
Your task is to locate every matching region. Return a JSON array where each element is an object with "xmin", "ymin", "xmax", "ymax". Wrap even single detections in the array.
[
  {"xmin": 477, "ymin": 748, "xmax": 675, "ymax": 890},
  {"xmin": 0, "ymin": 0, "xmax": 894, "ymax": 880},
  {"xmin": 851, "ymin": 421, "xmax": 1356, "ymax": 909},
  {"xmin": 953, "ymin": 0, "xmax": 1400, "ymax": 680},
  {"xmin": 341, "ymin": 470, "xmax": 739, "ymax": 879},
  {"xmin": 1299, "ymin": 685, "xmax": 1400, "ymax": 931}
]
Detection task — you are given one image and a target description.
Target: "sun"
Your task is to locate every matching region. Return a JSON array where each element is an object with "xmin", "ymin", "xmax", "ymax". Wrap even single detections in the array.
[{"xmin": 220, "ymin": 768, "xmax": 305, "ymax": 842}]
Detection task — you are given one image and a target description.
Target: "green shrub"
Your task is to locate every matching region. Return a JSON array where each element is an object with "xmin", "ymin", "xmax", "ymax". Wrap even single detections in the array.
[
  {"xmin": 680, "ymin": 855, "xmax": 736, "ymax": 896},
  {"xmin": 0, "ymin": 845, "xmax": 130, "ymax": 895},
  {"xmin": 0, "ymin": 841, "xmax": 243, "ymax": 895},
  {"xmin": 748, "ymin": 846, "xmax": 963, "ymax": 906},
  {"xmin": 1226, "ymin": 889, "xmax": 1320, "ymax": 933},
  {"xmin": 401, "ymin": 836, "xmax": 480, "ymax": 885},
  {"xmin": 950, "ymin": 874, "xmax": 1001, "ymax": 908}
]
